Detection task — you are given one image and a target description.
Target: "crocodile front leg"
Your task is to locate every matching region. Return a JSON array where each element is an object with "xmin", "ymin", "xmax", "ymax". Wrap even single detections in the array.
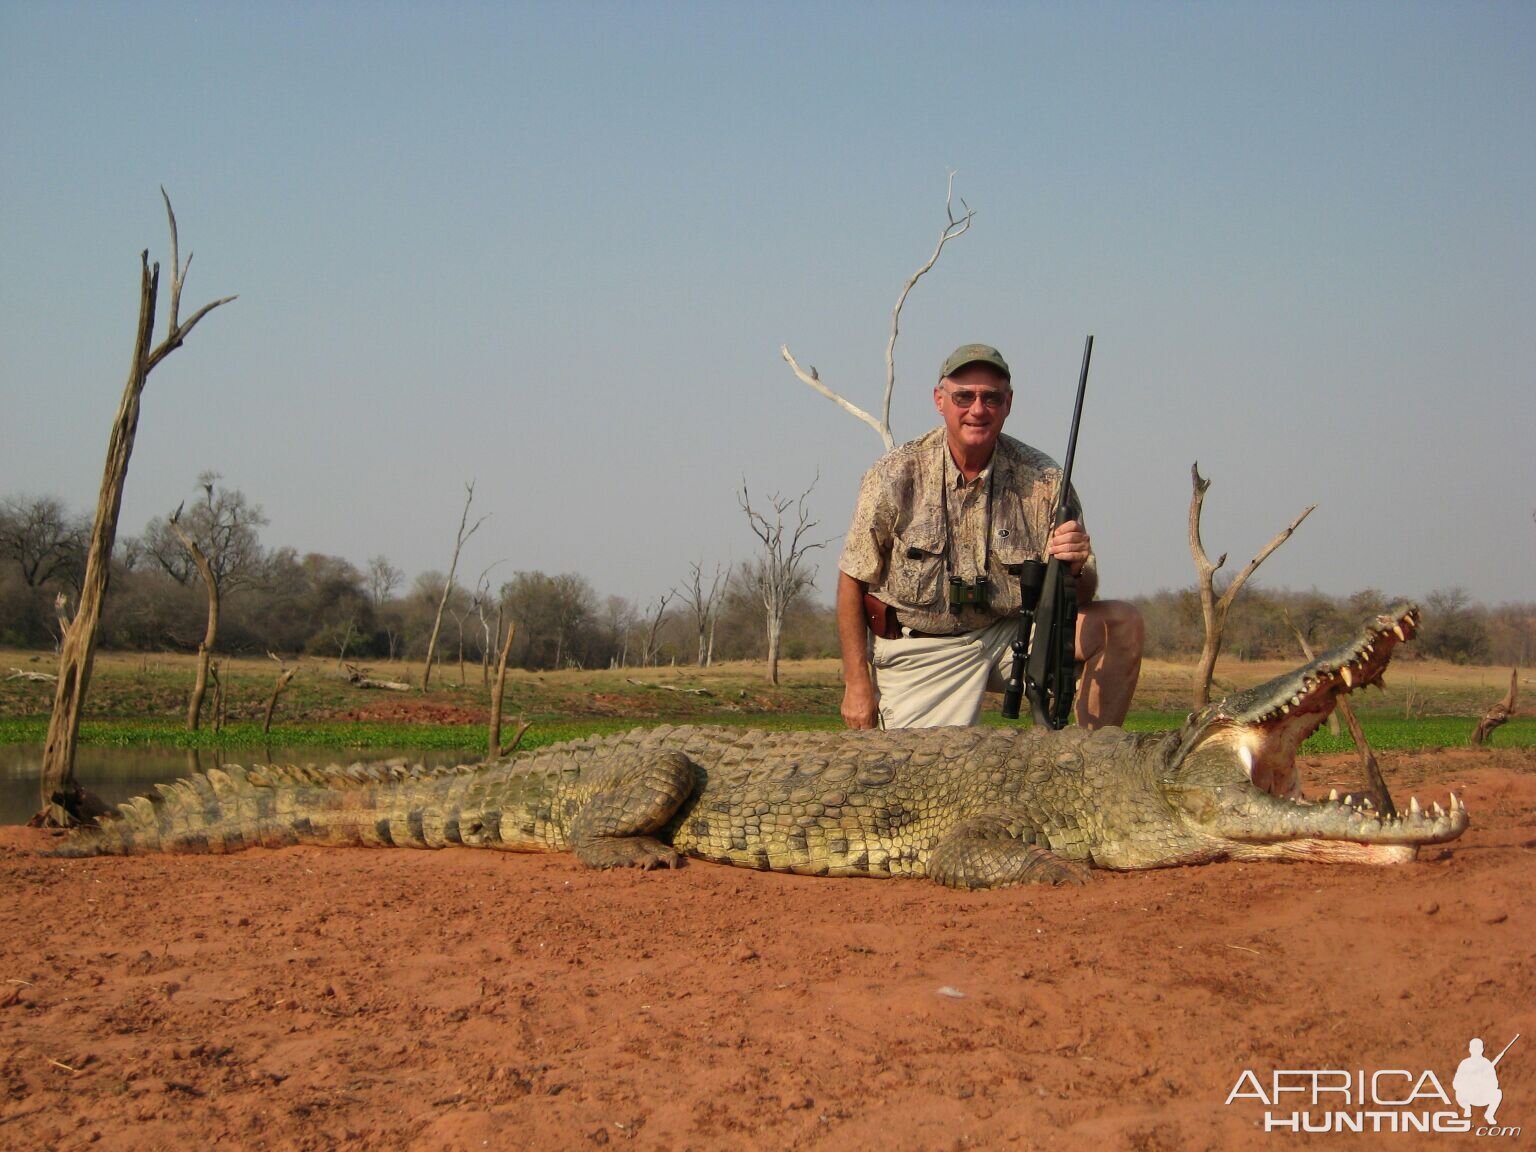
[
  {"xmin": 568, "ymin": 749, "xmax": 696, "ymax": 870},
  {"xmin": 927, "ymin": 813, "xmax": 1090, "ymax": 889}
]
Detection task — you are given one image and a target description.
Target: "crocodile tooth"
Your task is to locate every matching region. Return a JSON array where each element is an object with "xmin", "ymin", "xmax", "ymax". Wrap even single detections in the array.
[
  {"xmin": 1393, "ymin": 624, "xmax": 1407, "ymax": 641},
  {"xmin": 1409, "ymin": 796, "xmax": 1421, "ymax": 815},
  {"xmin": 1432, "ymin": 801, "xmax": 1445, "ymax": 818},
  {"xmin": 1450, "ymin": 792, "xmax": 1463, "ymax": 813},
  {"xmin": 1362, "ymin": 798, "xmax": 1374, "ymax": 810},
  {"xmin": 1341, "ymin": 666, "xmax": 1354, "ymax": 688},
  {"xmin": 1328, "ymin": 788, "xmax": 1340, "ymax": 802}
]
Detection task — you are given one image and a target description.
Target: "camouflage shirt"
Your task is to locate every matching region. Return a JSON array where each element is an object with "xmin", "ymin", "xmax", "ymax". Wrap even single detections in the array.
[{"xmin": 838, "ymin": 427, "xmax": 1094, "ymax": 635}]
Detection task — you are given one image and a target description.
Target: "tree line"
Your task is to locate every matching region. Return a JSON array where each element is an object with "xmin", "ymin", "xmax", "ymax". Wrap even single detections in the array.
[
  {"xmin": 2, "ymin": 490, "xmax": 1531, "ymax": 670},
  {"xmin": 0, "ymin": 489, "xmax": 837, "ymax": 672}
]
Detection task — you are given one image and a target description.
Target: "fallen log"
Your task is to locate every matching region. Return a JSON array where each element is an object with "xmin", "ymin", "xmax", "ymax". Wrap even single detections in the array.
[
  {"xmin": 343, "ymin": 663, "xmax": 413, "ymax": 692},
  {"xmin": 7, "ymin": 668, "xmax": 59, "ymax": 683}
]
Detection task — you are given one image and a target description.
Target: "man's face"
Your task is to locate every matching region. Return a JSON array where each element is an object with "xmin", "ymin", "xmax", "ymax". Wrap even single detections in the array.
[{"xmin": 934, "ymin": 364, "xmax": 1012, "ymax": 457}]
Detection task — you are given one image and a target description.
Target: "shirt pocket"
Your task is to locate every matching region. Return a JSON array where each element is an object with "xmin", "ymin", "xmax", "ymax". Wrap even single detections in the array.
[
  {"xmin": 987, "ymin": 499, "xmax": 1045, "ymax": 616},
  {"xmin": 886, "ymin": 518, "xmax": 946, "ymax": 608}
]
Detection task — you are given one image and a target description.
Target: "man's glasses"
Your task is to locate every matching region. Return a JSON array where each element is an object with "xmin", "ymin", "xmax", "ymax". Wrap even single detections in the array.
[{"xmin": 943, "ymin": 387, "xmax": 1010, "ymax": 410}]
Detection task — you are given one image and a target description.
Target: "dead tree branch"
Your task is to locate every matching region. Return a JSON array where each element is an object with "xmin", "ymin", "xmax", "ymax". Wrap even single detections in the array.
[
  {"xmin": 421, "ymin": 481, "xmax": 487, "ymax": 690},
  {"xmin": 781, "ymin": 175, "xmax": 974, "ymax": 451},
  {"xmin": 1471, "ymin": 668, "xmax": 1518, "ymax": 747},
  {"xmin": 37, "ymin": 192, "xmax": 234, "ymax": 826},
  {"xmin": 262, "ymin": 652, "xmax": 298, "ymax": 735},
  {"xmin": 499, "ymin": 717, "xmax": 533, "ymax": 758},
  {"xmin": 1188, "ymin": 462, "xmax": 1315, "ymax": 707}
]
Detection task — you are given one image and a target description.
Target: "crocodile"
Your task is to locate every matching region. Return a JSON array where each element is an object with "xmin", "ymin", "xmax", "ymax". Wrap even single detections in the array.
[{"xmin": 54, "ymin": 604, "xmax": 1468, "ymax": 887}]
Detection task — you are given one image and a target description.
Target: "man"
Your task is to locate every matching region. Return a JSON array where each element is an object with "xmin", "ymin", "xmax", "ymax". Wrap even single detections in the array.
[{"xmin": 838, "ymin": 343, "xmax": 1143, "ymax": 730}]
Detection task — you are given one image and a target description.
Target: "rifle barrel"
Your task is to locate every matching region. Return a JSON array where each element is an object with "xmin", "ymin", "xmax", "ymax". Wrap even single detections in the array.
[
  {"xmin": 1053, "ymin": 334, "xmax": 1093, "ymax": 527},
  {"xmin": 1492, "ymin": 1033, "xmax": 1520, "ymax": 1066}
]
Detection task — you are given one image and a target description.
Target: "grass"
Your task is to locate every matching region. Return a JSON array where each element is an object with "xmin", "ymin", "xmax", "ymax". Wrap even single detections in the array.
[{"xmin": 2, "ymin": 648, "xmax": 1530, "ymax": 753}]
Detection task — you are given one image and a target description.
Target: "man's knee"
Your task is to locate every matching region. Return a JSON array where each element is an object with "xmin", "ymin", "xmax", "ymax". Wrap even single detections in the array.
[
  {"xmin": 1101, "ymin": 600, "xmax": 1145, "ymax": 660},
  {"xmin": 1080, "ymin": 599, "xmax": 1144, "ymax": 663}
]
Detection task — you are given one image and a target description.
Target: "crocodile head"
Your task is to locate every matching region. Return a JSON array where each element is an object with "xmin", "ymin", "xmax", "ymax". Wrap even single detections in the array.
[{"xmin": 1160, "ymin": 603, "xmax": 1468, "ymax": 864}]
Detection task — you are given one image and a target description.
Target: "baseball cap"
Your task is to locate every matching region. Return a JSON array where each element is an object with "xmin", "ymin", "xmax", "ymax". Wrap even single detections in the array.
[{"xmin": 940, "ymin": 344, "xmax": 1010, "ymax": 381}]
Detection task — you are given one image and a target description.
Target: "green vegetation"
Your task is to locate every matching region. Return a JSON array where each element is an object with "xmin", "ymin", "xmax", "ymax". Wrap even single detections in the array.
[{"xmin": 2, "ymin": 650, "xmax": 1529, "ymax": 754}]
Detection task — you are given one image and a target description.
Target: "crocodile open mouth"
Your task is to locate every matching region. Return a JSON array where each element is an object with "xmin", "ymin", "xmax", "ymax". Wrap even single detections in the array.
[
  {"xmin": 1221, "ymin": 604, "xmax": 1418, "ymax": 798},
  {"xmin": 1180, "ymin": 603, "xmax": 1469, "ymax": 856}
]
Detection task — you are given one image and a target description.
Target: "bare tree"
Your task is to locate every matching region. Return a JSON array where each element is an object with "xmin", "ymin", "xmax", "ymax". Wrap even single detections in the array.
[
  {"xmin": 678, "ymin": 559, "xmax": 726, "ymax": 667},
  {"xmin": 0, "ymin": 495, "xmax": 88, "ymax": 590},
  {"xmin": 781, "ymin": 175, "xmax": 974, "ymax": 451},
  {"xmin": 367, "ymin": 554, "xmax": 403, "ymax": 606},
  {"xmin": 601, "ymin": 595, "xmax": 637, "ymax": 668},
  {"xmin": 37, "ymin": 192, "xmax": 234, "ymax": 826},
  {"xmin": 472, "ymin": 572, "xmax": 498, "ymax": 688},
  {"xmin": 640, "ymin": 591, "xmax": 676, "ymax": 667},
  {"xmin": 740, "ymin": 477, "xmax": 827, "ymax": 685},
  {"xmin": 422, "ymin": 482, "xmax": 486, "ymax": 689},
  {"xmin": 1188, "ymin": 463, "xmax": 1314, "ymax": 707},
  {"xmin": 157, "ymin": 474, "xmax": 267, "ymax": 730}
]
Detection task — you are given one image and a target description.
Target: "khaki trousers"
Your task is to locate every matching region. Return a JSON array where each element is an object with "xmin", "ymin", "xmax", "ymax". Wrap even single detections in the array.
[{"xmin": 871, "ymin": 617, "xmax": 1018, "ymax": 729}]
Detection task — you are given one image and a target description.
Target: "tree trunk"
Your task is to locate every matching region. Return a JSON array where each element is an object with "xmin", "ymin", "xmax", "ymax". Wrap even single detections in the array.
[
  {"xmin": 37, "ymin": 257, "xmax": 159, "ymax": 824},
  {"xmin": 35, "ymin": 195, "xmax": 232, "ymax": 824},
  {"xmin": 488, "ymin": 623, "xmax": 517, "ymax": 758},
  {"xmin": 766, "ymin": 614, "xmax": 783, "ymax": 687},
  {"xmin": 169, "ymin": 516, "xmax": 220, "ymax": 731}
]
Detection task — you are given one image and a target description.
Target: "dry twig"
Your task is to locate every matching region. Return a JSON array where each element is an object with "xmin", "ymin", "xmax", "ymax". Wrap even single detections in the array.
[{"xmin": 781, "ymin": 174, "xmax": 974, "ymax": 451}]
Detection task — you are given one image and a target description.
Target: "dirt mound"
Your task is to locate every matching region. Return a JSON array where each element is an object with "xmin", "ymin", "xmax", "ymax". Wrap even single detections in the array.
[{"xmin": 2, "ymin": 750, "xmax": 1531, "ymax": 1150}]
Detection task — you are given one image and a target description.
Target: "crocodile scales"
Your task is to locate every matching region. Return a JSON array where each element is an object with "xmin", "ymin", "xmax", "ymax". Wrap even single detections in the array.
[{"xmin": 54, "ymin": 605, "xmax": 1469, "ymax": 888}]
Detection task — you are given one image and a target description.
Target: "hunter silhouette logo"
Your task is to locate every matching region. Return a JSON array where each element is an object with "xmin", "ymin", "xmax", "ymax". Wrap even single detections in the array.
[
  {"xmin": 1455, "ymin": 1034, "xmax": 1518, "ymax": 1127},
  {"xmin": 1226, "ymin": 1032, "xmax": 1521, "ymax": 1136}
]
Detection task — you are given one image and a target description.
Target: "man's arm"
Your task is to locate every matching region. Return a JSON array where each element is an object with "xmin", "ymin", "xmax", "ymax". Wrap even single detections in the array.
[{"xmin": 837, "ymin": 570, "xmax": 879, "ymax": 729}]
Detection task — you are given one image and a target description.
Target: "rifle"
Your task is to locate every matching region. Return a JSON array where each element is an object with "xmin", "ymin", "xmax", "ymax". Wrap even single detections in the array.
[{"xmin": 1000, "ymin": 334, "xmax": 1092, "ymax": 728}]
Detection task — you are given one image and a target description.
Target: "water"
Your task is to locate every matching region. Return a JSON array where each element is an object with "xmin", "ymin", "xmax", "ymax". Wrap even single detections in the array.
[{"xmin": 0, "ymin": 744, "xmax": 482, "ymax": 825}]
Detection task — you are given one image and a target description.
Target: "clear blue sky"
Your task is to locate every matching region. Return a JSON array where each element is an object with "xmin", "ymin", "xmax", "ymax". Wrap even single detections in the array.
[{"xmin": 3, "ymin": 1, "xmax": 1533, "ymax": 608}]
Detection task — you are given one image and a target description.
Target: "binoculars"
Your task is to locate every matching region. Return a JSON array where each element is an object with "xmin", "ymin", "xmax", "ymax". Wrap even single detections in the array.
[{"xmin": 947, "ymin": 575, "xmax": 991, "ymax": 612}]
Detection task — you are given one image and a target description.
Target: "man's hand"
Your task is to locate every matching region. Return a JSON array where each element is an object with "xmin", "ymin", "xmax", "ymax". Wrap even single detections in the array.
[
  {"xmin": 837, "ymin": 571, "xmax": 881, "ymax": 729},
  {"xmin": 1047, "ymin": 519, "xmax": 1091, "ymax": 576},
  {"xmin": 842, "ymin": 678, "xmax": 879, "ymax": 729}
]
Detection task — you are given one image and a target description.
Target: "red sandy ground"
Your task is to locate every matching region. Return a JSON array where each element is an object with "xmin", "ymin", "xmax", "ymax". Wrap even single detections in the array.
[{"xmin": 1, "ymin": 748, "xmax": 1532, "ymax": 1152}]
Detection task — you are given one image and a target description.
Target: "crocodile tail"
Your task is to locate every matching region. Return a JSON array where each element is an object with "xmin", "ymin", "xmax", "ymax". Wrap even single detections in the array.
[{"xmin": 49, "ymin": 763, "xmax": 510, "ymax": 857}]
